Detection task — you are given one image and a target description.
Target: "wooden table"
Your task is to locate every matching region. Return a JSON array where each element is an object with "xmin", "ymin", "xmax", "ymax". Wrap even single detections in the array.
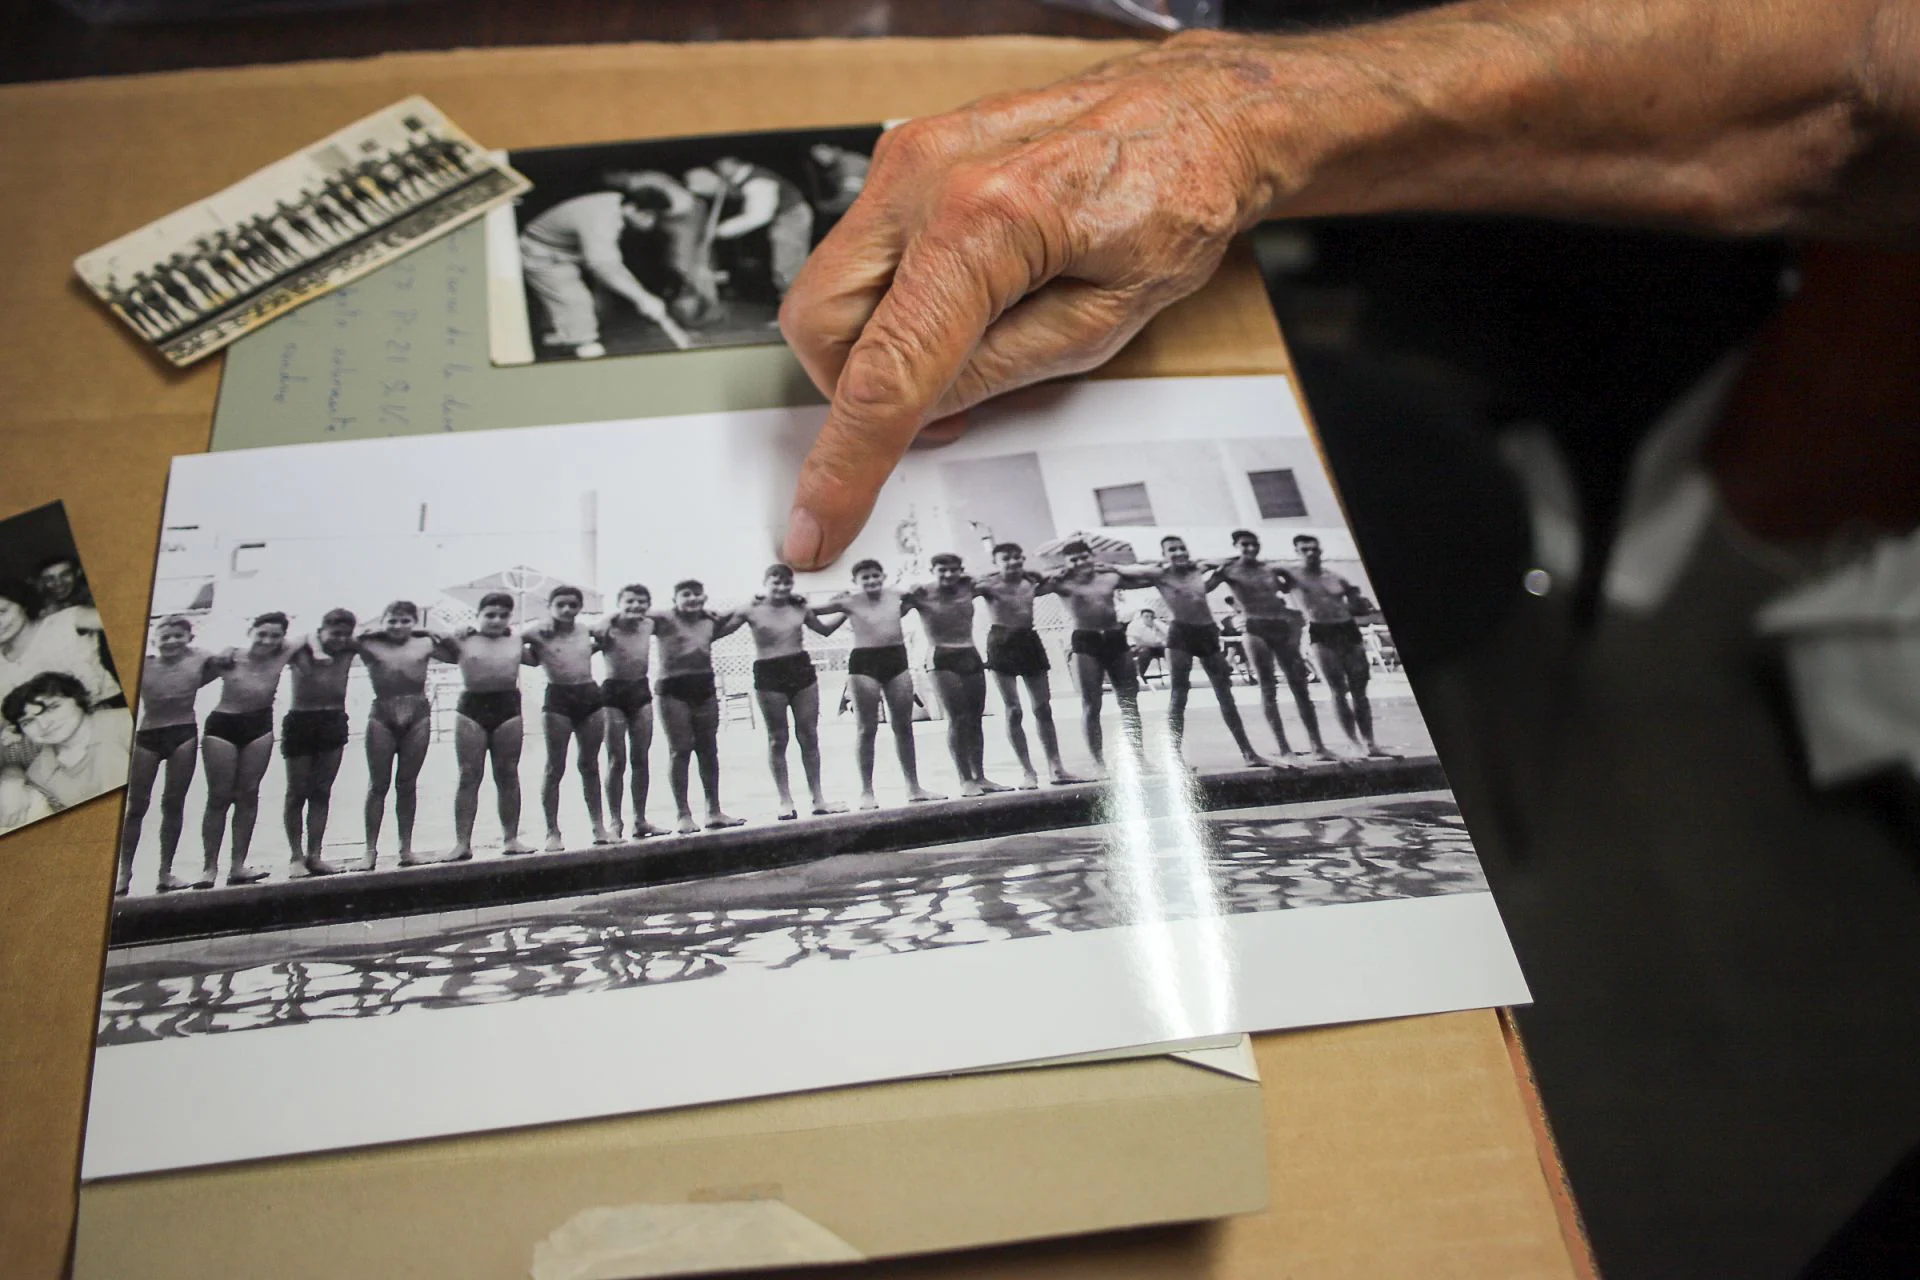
[{"xmin": 0, "ymin": 37, "xmax": 1593, "ymax": 1279}]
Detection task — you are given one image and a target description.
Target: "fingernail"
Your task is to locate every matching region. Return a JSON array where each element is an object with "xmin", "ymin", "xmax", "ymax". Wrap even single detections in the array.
[{"xmin": 784, "ymin": 507, "xmax": 826, "ymax": 569}]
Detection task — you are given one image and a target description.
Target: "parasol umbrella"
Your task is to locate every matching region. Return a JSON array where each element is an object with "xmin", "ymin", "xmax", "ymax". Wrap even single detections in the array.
[
  {"xmin": 440, "ymin": 566, "xmax": 603, "ymax": 623},
  {"xmin": 1029, "ymin": 531, "xmax": 1139, "ymax": 571}
]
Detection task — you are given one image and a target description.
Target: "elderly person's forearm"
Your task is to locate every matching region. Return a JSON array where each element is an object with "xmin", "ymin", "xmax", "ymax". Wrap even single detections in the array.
[
  {"xmin": 1233, "ymin": 0, "xmax": 1920, "ymax": 236},
  {"xmin": 776, "ymin": 0, "xmax": 1920, "ymax": 569}
]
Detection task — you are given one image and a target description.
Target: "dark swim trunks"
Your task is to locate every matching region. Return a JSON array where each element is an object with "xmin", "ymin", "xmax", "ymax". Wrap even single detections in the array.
[
  {"xmin": 1070, "ymin": 627, "xmax": 1138, "ymax": 691},
  {"xmin": 203, "ymin": 707, "xmax": 274, "ymax": 749},
  {"xmin": 369, "ymin": 693, "xmax": 431, "ymax": 737},
  {"xmin": 543, "ymin": 680, "xmax": 605, "ymax": 725},
  {"xmin": 134, "ymin": 722, "xmax": 197, "ymax": 758},
  {"xmin": 847, "ymin": 643, "xmax": 911, "ymax": 685},
  {"xmin": 281, "ymin": 709, "xmax": 351, "ymax": 759},
  {"xmin": 1070, "ymin": 627, "xmax": 1131, "ymax": 667},
  {"xmin": 984, "ymin": 624, "xmax": 1049, "ymax": 677},
  {"xmin": 1166, "ymin": 620, "xmax": 1222, "ymax": 658},
  {"xmin": 1309, "ymin": 618, "xmax": 1366, "ymax": 648},
  {"xmin": 600, "ymin": 676, "xmax": 653, "ymax": 717},
  {"xmin": 753, "ymin": 652, "xmax": 818, "ymax": 697},
  {"xmin": 1243, "ymin": 614, "xmax": 1305, "ymax": 651},
  {"xmin": 456, "ymin": 689, "xmax": 521, "ymax": 735},
  {"xmin": 931, "ymin": 645, "xmax": 985, "ymax": 678},
  {"xmin": 657, "ymin": 671, "xmax": 718, "ymax": 705}
]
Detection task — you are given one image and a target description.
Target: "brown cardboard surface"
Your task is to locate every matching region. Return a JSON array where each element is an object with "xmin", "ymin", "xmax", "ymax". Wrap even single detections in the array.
[
  {"xmin": 0, "ymin": 39, "xmax": 1579, "ymax": 1279},
  {"xmin": 76, "ymin": 1051, "xmax": 1266, "ymax": 1279}
]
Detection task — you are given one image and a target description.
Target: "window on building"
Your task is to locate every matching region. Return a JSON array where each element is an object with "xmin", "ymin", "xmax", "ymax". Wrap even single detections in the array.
[
  {"xmin": 1248, "ymin": 468, "xmax": 1308, "ymax": 519},
  {"xmin": 1094, "ymin": 482, "xmax": 1155, "ymax": 526}
]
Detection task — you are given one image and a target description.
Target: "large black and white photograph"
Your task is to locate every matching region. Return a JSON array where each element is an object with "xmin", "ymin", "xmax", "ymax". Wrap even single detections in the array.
[
  {"xmin": 84, "ymin": 376, "xmax": 1526, "ymax": 1179},
  {"xmin": 74, "ymin": 96, "xmax": 529, "ymax": 367},
  {"xmin": 487, "ymin": 125, "xmax": 882, "ymax": 364},
  {"xmin": 0, "ymin": 502, "xmax": 128, "ymax": 840}
]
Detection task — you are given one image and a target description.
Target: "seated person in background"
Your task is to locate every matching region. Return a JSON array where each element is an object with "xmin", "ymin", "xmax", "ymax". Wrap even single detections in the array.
[
  {"xmin": 1125, "ymin": 607, "xmax": 1168, "ymax": 679},
  {"xmin": 2, "ymin": 670, "xmax": 133, "ymax": 823}
]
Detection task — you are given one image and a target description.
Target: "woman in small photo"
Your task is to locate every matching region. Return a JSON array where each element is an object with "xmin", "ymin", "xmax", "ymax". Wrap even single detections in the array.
[
  {"xmin": 0, "ymin": 670, "xmax": 132, "ymax": 825},
  {"xmin": 0, "ymin": 579, "xmax": 122, "ymax": 710}
]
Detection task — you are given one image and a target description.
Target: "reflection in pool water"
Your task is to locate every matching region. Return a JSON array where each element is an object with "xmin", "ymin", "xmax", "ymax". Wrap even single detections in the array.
[{"xmin": 100, "ymin": 795, "xmax": 1484, "ymax": 1045}]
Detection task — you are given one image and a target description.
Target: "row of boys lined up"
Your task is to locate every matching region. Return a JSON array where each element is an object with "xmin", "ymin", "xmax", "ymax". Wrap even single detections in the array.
[{"xmin": 121, "ymin": 529, "xmax": 1383, "ymax": 893}]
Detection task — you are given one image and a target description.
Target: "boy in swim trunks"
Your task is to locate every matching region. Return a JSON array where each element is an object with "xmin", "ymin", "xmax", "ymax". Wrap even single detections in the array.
[
  {"xmin": 281, "ymin": 608, "xmax": 359, "ymax": 877},
  {"xmin": 813, "ymin": 560, "xmax": 944, "ymax": 810},
  {"xmin": 353, "ymin": 601, "xmax": 438, "ymax": 867},
  {"xmin": 650, "ymin": 580, "xmax": 748, "ymax": 834},
  {"xmin": 1039, "ymin": 541, "xmax": 1148, "ymax": 773},
  {"xmin": 1126, "ymin": 535, "xmax": 1272, "ymax": 772},
  {"xmin": 122, "ymin": 615, "xmax": 219, "ymax": 894},
  {"xmin": 199, "ymin": 612, "xmax": 305, "ymax": 887},
  {"xmin": 1210, "ymin": 530, "xmax": 1332, "ymax": 760},
  {"xmin": 973, "ymin": 542, "xmax": 1080, "ymax": 789},
  {"xmin": 1288, "ymin": 535, "xmax": 1392, "ymax": 757},
  {"xmin": 741, "ymin": 565, "xmax": 847, "ymax": 820},
  {"xmin": 522, "ymin": 585, "xmax": 614, "ymax": 851},
  {"xmin": 907, "ymin": 554, "xmax": 1010, "ymax": 798},
  {"xmin": 593, "ymin": 585, "xmax": 663, "ymax": 839},
  {"xmin": 433, "ymin": 592, "xmax": 533, "ymax": 859}
]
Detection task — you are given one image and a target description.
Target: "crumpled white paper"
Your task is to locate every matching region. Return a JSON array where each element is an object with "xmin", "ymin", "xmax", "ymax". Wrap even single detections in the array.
[{"xmin": 1757, "ymin": 527, "xmax": 1920, "ymax": 786}]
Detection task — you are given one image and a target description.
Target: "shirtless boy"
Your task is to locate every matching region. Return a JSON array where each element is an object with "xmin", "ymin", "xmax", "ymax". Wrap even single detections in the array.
[
  {"xmin": 281, "ymin": 608, "xmax": 360, "ymax": 877},
  {"xmin": 523, "ymin": 585, "xmax": 614, "ymax": 850},
  {"xmin": 1128, "ymin": 536, "xmax": 1270, "ymax": 771},
  {"xmin": 814, "ymin": 560, "xmax": 944, "ymax": 810},
  {"xmin": 742, "ymin": 565, "xmax": 846, "ymax": 820},
  {"xmin": 433, "ymin": 592, "xmax": 533, "ymax": 859},
  {"xmin": 199, "ymin": 612, "xmax": 304, "ymax": 886},
  {"xmin": 354, "ymin": 601, "xmax": 437, "ymax": 867},
  {"xmin": 1043, "ymin": 542, "xmax": 1146, "ymax": 771},
  {"xmin": 1289, "ymin": 535, "xmax": 1391, "ymax": 757},
  {"xmin": 122, "ymin": 615, "xmax": 218, "ymax": 894},
  {"xmin": 594, "ymin": 585, "xmax": 664, "ymax": 838},
  {"xmin": 908, "ymin": 554, "xmax": 1010, "ymax": 797},
  {"xmin": 1210, "ymin": 530, "xmax": 1331, "ymax": 760},
  {"xmin": 974, "ymin": 543, "xmax": 1079, "ymax": 788},
  {"xmin": 651, "ymin": 580, "xmax": 748, "ymax": 834}
]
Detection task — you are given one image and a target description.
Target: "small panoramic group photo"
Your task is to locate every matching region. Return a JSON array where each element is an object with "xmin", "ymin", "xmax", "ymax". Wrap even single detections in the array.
[
  {"xmin": 0, "ymin": 502, "xmax": 128, "ymax": 840},
  {"xmin": 75, "ymin": 96, "xmax": 527, "ymax": 366},
  {"xmin": 489, "ymin": 124, "xmax": 881, "ymax": 363}
]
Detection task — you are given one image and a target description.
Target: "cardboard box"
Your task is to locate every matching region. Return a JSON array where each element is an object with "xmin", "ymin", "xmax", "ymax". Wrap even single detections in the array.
[{"xmin": 0, "ymin": 38, "xmax": 1591, "ymax": 1279}]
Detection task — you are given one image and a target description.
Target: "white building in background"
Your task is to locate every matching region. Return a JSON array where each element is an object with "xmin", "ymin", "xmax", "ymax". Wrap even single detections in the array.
[{"xmin": 837, "ymin": 432, "xmax": 1371, "ymax": 596}]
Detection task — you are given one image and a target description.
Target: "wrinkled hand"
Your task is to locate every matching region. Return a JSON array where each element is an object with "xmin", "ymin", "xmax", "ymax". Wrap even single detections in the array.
[{"xmin": 779, "ymin": 33, "xmax": 1279, "ymax": 569}]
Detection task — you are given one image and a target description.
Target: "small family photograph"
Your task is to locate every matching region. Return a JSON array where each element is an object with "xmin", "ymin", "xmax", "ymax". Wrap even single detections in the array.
[
  {"xmin": 75, "ymin": 96, "xmax": 528, "ymax": 366},
  {"xmin": 84, "ymin": 376, "xmax": 1527, "ymax": 1178},
  {"xmin": 488, "ymin": 124, "xmax": 883, "ymax": 364},
  {"xmin": 0, "ymin": 502, "xmax": 128, "ymax": 839}
]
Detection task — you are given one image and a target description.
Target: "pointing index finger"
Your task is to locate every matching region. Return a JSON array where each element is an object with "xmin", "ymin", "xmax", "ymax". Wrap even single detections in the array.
[{"xmin": 783, "ymin": 226, "xmax": 1021, "ymax": 569}]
